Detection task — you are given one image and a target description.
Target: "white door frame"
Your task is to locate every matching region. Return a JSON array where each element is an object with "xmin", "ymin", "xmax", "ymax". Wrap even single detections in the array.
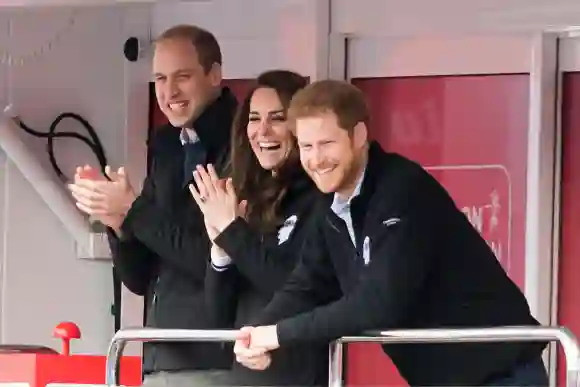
[
  {"xmin": 548, "ymin": 29, "xmax": 580, "ymax": 387},
  {"xmin": 337, "ymin": 31, "xmax": 562, "ymax": 383}
]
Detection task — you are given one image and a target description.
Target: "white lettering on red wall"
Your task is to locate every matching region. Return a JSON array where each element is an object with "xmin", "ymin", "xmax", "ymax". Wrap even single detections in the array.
[{"xmin": 427, "ymin": 165, "xmax": 511, "ymax": 272}]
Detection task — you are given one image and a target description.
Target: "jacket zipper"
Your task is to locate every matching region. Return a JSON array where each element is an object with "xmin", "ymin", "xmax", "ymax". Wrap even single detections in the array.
[
  {"xmin": 153, "ymin": 277, "xmax": 160, "ymax": 304},
  {"xmin": 327, "ymin": 216, "xmax": 359, "ymax": 257},
  {"xmin": 151, "ymin": 277, "xmax": 159, "ymax": 369}
]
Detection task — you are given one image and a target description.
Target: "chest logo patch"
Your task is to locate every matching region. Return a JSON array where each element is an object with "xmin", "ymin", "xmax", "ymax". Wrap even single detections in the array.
[
  {"xmin": 362, "ymin": 236, "xmax": 371, "ymax": 265},
  {"xmin": 278, "ymin": 215, "xmax": 298, "ymax": 245}
]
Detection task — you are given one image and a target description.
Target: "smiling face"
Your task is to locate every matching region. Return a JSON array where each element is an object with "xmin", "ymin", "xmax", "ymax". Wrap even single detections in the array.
[
  {"xmin": 246, "ymin": 87, "xmax": 294, "ymax": 171},
  {"xmin": 296, "ymin": 111, "xmax": 367, "ymax": 197},
  {"xmin": 152, "ymin": 37, "xmax": 221, "ymax": 127}
]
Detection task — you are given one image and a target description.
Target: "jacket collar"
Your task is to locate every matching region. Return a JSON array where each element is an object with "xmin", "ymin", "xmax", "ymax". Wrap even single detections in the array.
[
  {"xmin": 330, "ymin": 164, "xmax": 365, "ymax": 215},
  {"xmin": 188, "ymin": 86, "xmax": 238, "ymax": 156},
  {"xmin": 353, "ymin": 140, "xmax": 384, "ymax": 207},
  {"xmin": 323, "ymin": 141, "xmax": 385, "ymax": 210}
]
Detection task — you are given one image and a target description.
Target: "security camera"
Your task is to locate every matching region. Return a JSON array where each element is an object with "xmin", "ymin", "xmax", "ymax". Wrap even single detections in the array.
[{"xmin": 123, "ymin": 37, "xmax": 141, "ymax": 62}]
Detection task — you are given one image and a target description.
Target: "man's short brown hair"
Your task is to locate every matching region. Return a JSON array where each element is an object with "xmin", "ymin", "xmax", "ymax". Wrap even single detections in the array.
[
  {"xmin": 288, "ymin": 80, "xmax": 369, "ymax": 132},
  {"xmin": 155, "ymin": 24, "xmax": 222, "ymax": 74}
]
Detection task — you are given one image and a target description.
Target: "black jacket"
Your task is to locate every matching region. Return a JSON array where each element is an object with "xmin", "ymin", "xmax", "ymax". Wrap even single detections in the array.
[
  {"xmin": 205, "ymin": 170, "xmax": 329, "ymax": 386},
  {"xmin": 108, "ymin": 88, "xmax": 238, "ymax": 373},
  {"xmin": 257, "ymin": 141, "xmax": 546, "ymax": 387}
]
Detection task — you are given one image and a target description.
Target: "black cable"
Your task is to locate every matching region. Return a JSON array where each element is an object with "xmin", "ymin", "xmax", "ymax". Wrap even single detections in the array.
[{"xmin": 16, "ymin": 113, "xmax": 122, "ymax": 333}]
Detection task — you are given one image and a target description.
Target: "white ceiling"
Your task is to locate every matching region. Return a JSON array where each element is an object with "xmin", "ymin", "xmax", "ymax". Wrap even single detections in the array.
[{"xmin": 0, "ymin": 0, "xmax": 209, "ymax": 7}]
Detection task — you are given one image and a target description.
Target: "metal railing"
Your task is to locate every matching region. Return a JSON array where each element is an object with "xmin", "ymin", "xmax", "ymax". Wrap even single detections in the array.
[
  {"xmin": 105, "ymin": 326, "xmax": 580, "ymax": 387},
  {"xmin": 105, "ymin": 328, "xmax": 239, "ymax": 386},
  {"xmin": 330, "ymin": 326, "xmax": 580, "ymax": 387}
]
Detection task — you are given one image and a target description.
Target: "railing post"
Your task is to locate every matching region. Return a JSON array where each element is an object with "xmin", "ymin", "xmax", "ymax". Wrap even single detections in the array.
[
  {"xmin": 329, "ymin": 340, "xmax": 344, "ymax": 387},
  {"xmin": 568, "ymin": 356, "xmax": 580, "ymax": 387},
  {"xmin": 105, "ymin": 336, "xmax": 124, "ymax": 386}
]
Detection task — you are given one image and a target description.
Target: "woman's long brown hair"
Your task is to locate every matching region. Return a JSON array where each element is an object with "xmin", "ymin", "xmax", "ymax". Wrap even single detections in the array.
[{"xmin": 227, "ymin": 70, "xmax": 308, "ymax": 232}]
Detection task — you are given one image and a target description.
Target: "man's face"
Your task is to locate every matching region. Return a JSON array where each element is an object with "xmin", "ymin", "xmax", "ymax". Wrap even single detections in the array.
[
  {"xmin": 152, "ymin": 37, "xmax": 221, "ymax": 127},
  {"xmin": 296, "ymin": 112, "xmax": 366, "ymax": 196}
]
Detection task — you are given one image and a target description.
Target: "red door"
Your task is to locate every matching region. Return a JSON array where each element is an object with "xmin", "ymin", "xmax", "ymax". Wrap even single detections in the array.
[
  {"xmin": 557, "ymin": 70, "xmax": 580, "ymax": 385},
  {"xmin": 346, "ymin": 37, "xmax": 531, "ymax": 385}
]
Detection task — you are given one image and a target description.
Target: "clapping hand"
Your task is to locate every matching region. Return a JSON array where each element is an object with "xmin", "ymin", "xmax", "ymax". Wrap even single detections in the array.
[
  {"xmin": 189, "ymin": 164, "xmax": 247, "ymax": 240},
  {"xmin": 68, "ymin": 165, "xmax": 135, "ymax": 233}
]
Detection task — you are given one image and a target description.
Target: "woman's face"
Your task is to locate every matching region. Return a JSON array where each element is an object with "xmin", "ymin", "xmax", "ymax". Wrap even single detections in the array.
[{"xmin": 247, "ymin": 87, "xmax": 294, "ymax": 171}]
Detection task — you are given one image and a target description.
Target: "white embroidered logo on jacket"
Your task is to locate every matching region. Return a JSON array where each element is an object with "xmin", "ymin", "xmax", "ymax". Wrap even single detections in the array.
[
  {"xmin": 362, "ymin": 236, "xmax": 371, "ymax": 265},
  {"xmin": 383, "ymin": 217, "xmax": 400, "ymax": 226},
  {"xmin": 278, "ymin": 215, "xmax": 298, "ymax": 245}
]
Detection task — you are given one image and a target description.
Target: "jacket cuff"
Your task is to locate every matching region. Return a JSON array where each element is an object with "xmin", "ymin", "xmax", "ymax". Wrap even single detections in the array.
[
  {"xmin": 276, "ymin": 318, "xmax": 301, "ymax": 346},
  {"xmin": 213, "ymin": 217, "xmax": 250, "ymax": 256},
  {"xmin": 120, "ymin": 198, "xmax": 154, "ymax": 241}
]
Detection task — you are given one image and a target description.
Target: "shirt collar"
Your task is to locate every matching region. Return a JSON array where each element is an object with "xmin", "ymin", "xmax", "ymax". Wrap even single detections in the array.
[
  {"xmin": 176, "ymin": 87, "xmax": 237, "ymax": 152},
  {"xmin": 180, "ymin": 127, "xmax": 199, "ymax": 145},
  {"xmin": 330, "ymin": 164, "xmax": 366, "ymax": 215}
]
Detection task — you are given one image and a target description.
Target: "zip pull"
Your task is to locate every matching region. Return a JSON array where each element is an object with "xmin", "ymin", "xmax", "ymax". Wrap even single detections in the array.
[{"xmin": 152, "ymin": 277, "xmax": 160, "ymax": 306}]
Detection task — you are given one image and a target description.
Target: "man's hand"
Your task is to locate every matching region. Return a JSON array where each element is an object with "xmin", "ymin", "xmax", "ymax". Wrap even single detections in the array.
[
  {"xmin": 233, "ymin": 327, "xmax": 273, "ymax": 371},
  {"xmin": 68, "ymin": 165, "xmax": 136, "ymax": 231},
  {"xmin": 247, "ymin": 325, "xmax": 280, "ymax": 350}
]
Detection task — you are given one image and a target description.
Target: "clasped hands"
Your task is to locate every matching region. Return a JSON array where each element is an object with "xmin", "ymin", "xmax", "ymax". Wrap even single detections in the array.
[{"xmin": 233, "ymin": 325, "xmax": 280, "ymax": 371}]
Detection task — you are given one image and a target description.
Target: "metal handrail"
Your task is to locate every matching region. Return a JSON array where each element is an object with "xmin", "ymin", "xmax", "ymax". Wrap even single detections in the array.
[
  {"xmin": 105, "ymin": 328, "xmax": 239, "ymax": 386},
  {"xmin": 105, "ymin": 326, "xmax": 580, "ymax": 387},
  {"xmin": 330, "ymin": 326, "xmax": 580, "ymax": 387}
]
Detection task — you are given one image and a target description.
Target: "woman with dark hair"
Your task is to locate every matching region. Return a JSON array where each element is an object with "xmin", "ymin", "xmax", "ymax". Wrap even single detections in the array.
[{"xmin": 190, "ymin": 70, "xmax": 332, "ymax": 386}]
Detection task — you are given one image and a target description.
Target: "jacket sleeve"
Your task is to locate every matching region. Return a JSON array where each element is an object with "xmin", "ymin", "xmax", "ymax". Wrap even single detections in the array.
[
  {"xmin": 204, "ymin": 263, "xmax": 240, "ymax": 328},
  {"xmin": 110, "ymin": 139, "xmax": 217, "ymax": 293},
  {"xmin": 212, "ymin": 217, "xmax": 309, "ymax": 295},
  {"xmin": 107, "ymin": 162, "xmax": 159, "ymax": 296},
  {"xmin": 253, "ymin": 219, "xmax": 342, "ymax": 326},
  {"xmin": 275, "ymin": 191, "xmax": 437, "ymax": 345},
  {"xmin": 118, "ymin": 153, "xmax": 214, "ymax": 286},
  {"xmin": 108, "ymin": 229, "xmax": 157, "ymax": 296},
  {"xmin": 120, "ymin": 199, "xmax": 210, "ymax": 285}
]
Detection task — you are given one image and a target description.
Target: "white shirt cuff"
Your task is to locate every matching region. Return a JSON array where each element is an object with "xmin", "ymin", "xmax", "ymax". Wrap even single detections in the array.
[{"xmin": 211, "ymin": 248, "xmax": 233, "ymax": 271}]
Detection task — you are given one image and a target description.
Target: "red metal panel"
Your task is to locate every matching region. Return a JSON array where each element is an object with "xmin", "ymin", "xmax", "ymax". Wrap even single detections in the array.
[
  {"xmin": 557, "ymin": 71, "xmax": 580, "ymax": 387},
  {"xmin": 347, "ymin": 74, "xmax": 530, "ymax": 386},
  {"xmin": 0, "ymin": 353, "xmax": 141, "ymax": 387}
]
